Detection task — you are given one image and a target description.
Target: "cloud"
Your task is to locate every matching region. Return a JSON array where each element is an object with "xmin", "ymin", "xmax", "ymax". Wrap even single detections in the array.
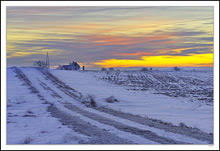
[{"xmin": 7, "ymin": 6, "xmax": 214, "ymax": 68}]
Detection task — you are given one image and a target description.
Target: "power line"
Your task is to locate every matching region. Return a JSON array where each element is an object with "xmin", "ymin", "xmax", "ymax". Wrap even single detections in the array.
[{"xmin": 46, "ymin": 52, "xmax": 50, "ymax": 69}]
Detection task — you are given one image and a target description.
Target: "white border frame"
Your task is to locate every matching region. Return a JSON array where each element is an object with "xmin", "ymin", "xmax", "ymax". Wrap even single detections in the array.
[{"xmin": 1, "ymin": 1, "xmax": 219, "ymax": 150}]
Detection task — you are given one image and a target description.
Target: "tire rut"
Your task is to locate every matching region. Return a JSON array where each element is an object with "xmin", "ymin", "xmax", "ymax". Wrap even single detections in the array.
[
  {"xmin": 63, "ymin": 102, "xmax": 186, "ymax": 144},
  {"xmin": 96, "ymin": 107, "xmax": 213, "ymax": 143},
  {"xmin": 13, "ymin": 67, "xmax": 133, "ymax": 144},
  {"xmin": 37, "ymin": 68, "xmax": 213, "ymax": 144},
  {"xmin": 37, "ymin": 68, "xmax": 185, "ymax": 144},
  {"xmin": 48, "ymin": 104, "xmax": 134, "ymax": 144}
]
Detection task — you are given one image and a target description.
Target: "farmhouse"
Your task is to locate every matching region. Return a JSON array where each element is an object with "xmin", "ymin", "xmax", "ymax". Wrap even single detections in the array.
[{"xmin": 58, "ymin": 61, "xmax": 80, "ymax": 70}]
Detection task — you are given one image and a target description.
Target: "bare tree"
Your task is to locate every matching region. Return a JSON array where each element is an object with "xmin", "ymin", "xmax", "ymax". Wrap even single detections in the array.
[{"xmin": 33, "ymin": 60, "xmax": 46, "ymax": 68}]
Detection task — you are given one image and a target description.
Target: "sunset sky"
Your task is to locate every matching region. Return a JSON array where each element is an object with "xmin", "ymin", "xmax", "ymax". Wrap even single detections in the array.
[{"xmin": 7, "ymin": 6, "xmax": 213, "ymax": 69}]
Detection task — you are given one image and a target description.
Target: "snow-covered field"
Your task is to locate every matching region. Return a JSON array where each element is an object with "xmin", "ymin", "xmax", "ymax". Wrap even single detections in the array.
[{"xmin": 7, "ymin": 67, "xmax": 213, "ymax": 144}]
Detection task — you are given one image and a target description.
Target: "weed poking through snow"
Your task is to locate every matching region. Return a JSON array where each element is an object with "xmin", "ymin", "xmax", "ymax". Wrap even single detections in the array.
[
  {"xmin": 81, "ymin": 95, "xmax": 97, "ymax": 107},
  {"xmin": 105, "ymin": 96, "xmax": 119, "ymax": 103},
  {"xmin": 23, "ymin": 136, "xmax": 34, "ymax": 144}
]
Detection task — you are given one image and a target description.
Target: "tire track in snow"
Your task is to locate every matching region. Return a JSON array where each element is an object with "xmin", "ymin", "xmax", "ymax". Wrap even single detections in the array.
[
  {"xmin": 48, "ymin": 104, "xmax": 134, "ymax": 144},
  {"xmin": 33, "ymin": 68, "xmax": 185, "ymax": 144},
  {"xmin": 63, "ymin": 103, "xmax": 186, "ymax": 144},
  {"xmin": 37, "ymin": 68, "xmax": 213, "ymax": 144},
  {"xmin": 96, "ymin": 107, "xmax": 213, "ymax": 144},
  {"xmin": 13, "ymin": 67, "xmax": 134, "ymax": 144},
  {"xmin": 17, "ymin": 68, "xmax": 155, "ymax": 144},
  {"xmin": 26, "ymin": 68, "xmax": 205, "ymax": 144},
  {"xmin": 35, "ymin": 70, "xmax": 197, "ymax": 144}
]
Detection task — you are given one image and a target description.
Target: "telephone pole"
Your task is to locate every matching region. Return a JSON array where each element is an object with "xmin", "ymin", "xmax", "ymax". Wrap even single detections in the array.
[{"xmin": 46, "ymin": 52, "xmax": 50, "ymax": 69}]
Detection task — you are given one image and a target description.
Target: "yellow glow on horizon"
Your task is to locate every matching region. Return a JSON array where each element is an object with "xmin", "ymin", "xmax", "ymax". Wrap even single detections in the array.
[{"xmin": 94, "ymin": 53, "xmax": 213, "ymax": 68}]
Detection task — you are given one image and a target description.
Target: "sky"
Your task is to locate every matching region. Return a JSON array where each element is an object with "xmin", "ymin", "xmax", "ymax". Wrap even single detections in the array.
[{"xmin": 7, "ymin": 6, "xmax": 214, "ymax": 69}]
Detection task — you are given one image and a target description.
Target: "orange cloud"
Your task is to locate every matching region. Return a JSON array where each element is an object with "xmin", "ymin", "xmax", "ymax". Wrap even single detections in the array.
[
  {"xmin": 86, "ymin": 33, "xmax": 175, "ymax": 46},
  {"xmin": 114, "ymin": 52, "xmax": 155, "ymax": 56}
]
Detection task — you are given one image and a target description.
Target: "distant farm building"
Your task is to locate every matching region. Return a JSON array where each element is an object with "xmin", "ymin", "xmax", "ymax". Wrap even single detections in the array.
[{"xmin": 57, "ymin": 61, "xmax": 80, "ymax": 70}]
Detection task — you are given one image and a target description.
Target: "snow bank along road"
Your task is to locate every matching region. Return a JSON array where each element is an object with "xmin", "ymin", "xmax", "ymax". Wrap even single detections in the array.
[{"xmin": 7, "ymin": 67, "xmax": 213, "ymax": 144}]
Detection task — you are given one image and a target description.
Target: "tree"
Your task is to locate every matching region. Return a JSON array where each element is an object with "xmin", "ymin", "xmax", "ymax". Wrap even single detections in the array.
[
  {"xmin": 173, "ymin": 67, "xmax": 180, "ymax": 71},
  {"xmin": 33, "ymin": 60, "xmax": 46, "ymax": 68}
]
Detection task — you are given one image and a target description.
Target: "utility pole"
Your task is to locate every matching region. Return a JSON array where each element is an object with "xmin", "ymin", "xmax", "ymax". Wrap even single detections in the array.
[{"xmin": 46, "ymin": 52, "xmax": 50, "ymax": 69}]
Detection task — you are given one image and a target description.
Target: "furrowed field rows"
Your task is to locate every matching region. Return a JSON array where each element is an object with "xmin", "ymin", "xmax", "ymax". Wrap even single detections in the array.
[{"xmin": 92, "ymin": 70, "xmax": 213, "ymax": 103}]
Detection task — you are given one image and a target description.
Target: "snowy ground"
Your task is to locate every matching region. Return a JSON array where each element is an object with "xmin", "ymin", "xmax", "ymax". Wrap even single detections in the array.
[
  {"xmin": 7, "ymin": 68, "xmax": 89, "ymax": 144},
  {"xmin": 7, "ymin": 67, "xmax": 213, "ymax": 144},
  {"xmin": 52, "ymin": 68, "xmax": 213, "ymax": 133}
]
